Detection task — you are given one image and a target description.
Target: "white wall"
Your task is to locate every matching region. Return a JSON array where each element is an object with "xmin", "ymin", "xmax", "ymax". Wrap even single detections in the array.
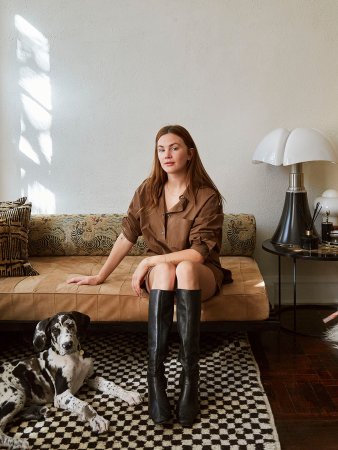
[{"xmin": 1, "ymin": 0, "xmax": 338, "ymax": 305}]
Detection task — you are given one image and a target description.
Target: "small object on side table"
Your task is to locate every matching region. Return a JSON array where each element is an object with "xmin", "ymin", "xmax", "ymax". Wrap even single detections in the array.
[
  {"xmin": 322, "ymin": 210, "xmax": 333, "ymax": 242},
  {"xmin": 300, "ymin": 229, "xmax": 319, "ymax": 250},
  {"xmin": 330, "ymin": 230, "xmax": 338, "ymax": 244}
]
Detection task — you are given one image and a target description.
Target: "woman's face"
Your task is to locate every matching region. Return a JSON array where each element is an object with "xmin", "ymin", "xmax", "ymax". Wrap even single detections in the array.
[{"xmin": 157, "ymin": 133, "xmax": 192, "ymax": 177}]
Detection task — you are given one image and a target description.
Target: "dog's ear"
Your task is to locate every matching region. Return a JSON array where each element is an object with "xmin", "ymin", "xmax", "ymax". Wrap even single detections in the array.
[
  {"xmin": 33, "ymin": 317, "xmax": 51, "ymax": 352},
  {"xmin": 70, "ymin": 311, "xmax": 90, "ymax": 334}
]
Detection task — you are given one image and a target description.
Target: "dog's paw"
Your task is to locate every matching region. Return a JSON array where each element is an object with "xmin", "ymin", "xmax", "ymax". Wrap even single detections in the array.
[
  {"xmin": 89, "ymin": 414, "xmax": 109, "ymax": 433},
  {"xmin": 21, "ymin": 404, "xmax": 52, "ymax": 421},
  {"xmin": 12, "ymin": 437, "xmax": 30, "ymax": 449},
  {"xmin": 40, "ymin": 405, "xmax": 52, "ymax": 418},
  {"xmin": 123, "ymin": 390, "xmax": 143, "ymax": 405}
]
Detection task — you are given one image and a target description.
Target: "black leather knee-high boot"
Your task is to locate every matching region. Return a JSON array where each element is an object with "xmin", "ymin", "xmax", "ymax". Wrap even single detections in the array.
[
  {"xmin": 175, "ymin": 288, "xmax": 201, "ymax": 426},
  {"xmin": 147, "ymin": 289, "xmax": 175, "ymax": 424}
]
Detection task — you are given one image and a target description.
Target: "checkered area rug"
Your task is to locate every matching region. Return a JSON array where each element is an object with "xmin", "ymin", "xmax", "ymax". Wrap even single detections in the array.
[{"xmin": 0, "ymin": 331, "xmax": 280, "ymax": 449}]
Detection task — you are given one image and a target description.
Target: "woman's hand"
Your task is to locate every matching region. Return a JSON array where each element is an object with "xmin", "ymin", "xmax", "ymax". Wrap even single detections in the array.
[
  {"xmin": 67, "ymin": 275, "xmax": 102, "ymax": 286},
  {"xmin": 132, "ymin": 258, "xmax": 151, "ymax": 297}
]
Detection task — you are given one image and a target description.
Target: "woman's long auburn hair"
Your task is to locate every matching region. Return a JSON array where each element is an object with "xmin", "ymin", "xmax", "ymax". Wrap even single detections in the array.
[{"xmin": 145, "ymin": 125, "xmax": 223, "ymax": 210}]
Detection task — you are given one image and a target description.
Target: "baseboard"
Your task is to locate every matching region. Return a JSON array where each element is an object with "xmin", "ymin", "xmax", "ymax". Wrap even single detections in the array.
[{"xmin": 264, "ymin": 276, "xmax": 338, "ymax": 306}]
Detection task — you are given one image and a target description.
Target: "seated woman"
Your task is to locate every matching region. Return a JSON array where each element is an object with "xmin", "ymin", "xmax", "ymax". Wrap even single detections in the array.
[{"xmin": 68, "ymin": 124, "xmax": 229, "ymax": 427}]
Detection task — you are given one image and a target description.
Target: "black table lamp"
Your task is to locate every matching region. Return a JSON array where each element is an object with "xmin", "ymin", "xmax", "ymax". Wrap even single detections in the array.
[{"xmin": 252, "ymin": 128, "xmax": 337, "ymax": 245}]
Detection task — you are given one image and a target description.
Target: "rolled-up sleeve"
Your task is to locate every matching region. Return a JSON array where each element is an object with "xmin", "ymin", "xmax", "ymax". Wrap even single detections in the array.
[
  {"xmin": 122, "ymin": 188, "xmax": 142, "ymax": 244},
  {"xmin": 189, "ymin": 194, "xmax": 223, "ymax": 259}
]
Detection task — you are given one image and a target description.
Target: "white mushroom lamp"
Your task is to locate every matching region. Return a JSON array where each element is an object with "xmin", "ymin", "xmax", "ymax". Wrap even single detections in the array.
[
  {"xmin": 315, "ymin": 189, "xmax": 338, "ymax": 226},
  {"xmin": 253, "ymin": 128, "xmax": 337, "ymax": 245}
]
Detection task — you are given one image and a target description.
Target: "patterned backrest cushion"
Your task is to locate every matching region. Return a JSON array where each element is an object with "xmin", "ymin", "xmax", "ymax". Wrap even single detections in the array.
[
  {"xmin": 0, "ymin": 197, "xmax": 39, "ymax": 276},
  {"xmin": 221, "ymin": 214, "xmax": 256, "ymax": 256},
  {"xmin": 28, "ymin": 213, "xmax": 256, "ymax": 257}
]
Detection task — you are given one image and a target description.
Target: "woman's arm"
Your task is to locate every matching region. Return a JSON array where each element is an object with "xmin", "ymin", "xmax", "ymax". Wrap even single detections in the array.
[{"xmin": 67, "ymin": 233, "xmax": 134, "ymax": 285}]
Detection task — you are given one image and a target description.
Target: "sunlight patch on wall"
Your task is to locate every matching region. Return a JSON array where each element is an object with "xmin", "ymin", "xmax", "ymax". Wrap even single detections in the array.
[
  {"xmin": 20, "ymin": 93, "xmax": 52, "ymax": 130},
  {"xmin": 38, "ymin": 132, "xmax": 53, "ymax": 164},
  {"xmin": 15, "ymin": 15, "xmax": 55, "ymax": 213},
  {"xmin": 19, "ymin": 135, "xmax": 40, "ymax": 164},
  {"xmin": 25, "ymin": 181, "xmax": 55, "ymax": 214},
  {"xmin": 19, "ymin": 67, "xmax": 52, "ymax": 110}
]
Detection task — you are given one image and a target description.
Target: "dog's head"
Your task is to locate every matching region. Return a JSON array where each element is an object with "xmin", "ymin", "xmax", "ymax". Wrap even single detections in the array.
[{"xmin": 33, "ymin": 311, "xmax": 90, "ymax": 355}]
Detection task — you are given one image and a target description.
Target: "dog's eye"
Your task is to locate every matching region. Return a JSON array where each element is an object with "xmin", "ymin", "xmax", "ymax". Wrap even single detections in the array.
[{"xmin": 51, "ymin": 326, "xmax": 60, "ymax": 336}]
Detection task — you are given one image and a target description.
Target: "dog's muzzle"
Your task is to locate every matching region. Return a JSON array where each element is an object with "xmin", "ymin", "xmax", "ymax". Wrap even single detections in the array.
[{"xmin": 62, "ymin": 341, "xmax": 75, "ymax": 352}]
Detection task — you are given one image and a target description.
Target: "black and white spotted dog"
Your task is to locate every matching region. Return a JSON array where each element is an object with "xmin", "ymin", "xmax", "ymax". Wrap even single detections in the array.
[{"xmin": 0, "ymin": 311, "xmax": 142, "ymax": 449}]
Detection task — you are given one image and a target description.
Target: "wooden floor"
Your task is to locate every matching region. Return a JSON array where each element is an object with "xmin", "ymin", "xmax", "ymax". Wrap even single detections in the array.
[{"xmin": 249, "ymin": 307, "xmax": 338, "ymax": 450}]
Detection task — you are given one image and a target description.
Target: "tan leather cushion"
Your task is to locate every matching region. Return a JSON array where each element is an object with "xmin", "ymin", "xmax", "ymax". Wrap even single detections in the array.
[{"xmin": 0, "ymin": 256, "xmax": 269, "ymax": 322}]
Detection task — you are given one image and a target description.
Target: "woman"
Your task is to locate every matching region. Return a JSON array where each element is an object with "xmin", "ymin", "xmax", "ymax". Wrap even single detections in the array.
[{"xmin": 68, "ymin": 125, "xmax": 230, "ymax": 426}]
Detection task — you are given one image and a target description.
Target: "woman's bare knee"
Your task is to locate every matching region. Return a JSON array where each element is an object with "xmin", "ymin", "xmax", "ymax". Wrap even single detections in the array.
[
  {"xmin": 176, "ymin": 261, "xmax": 217, "ymax": 300},
  {"xmin": 176, "ymin": 261, "xmax": 200, "ymax": 289},
  {"xmin": 148, "ymin": 262, "xmax": 176, "ymax": 290}
]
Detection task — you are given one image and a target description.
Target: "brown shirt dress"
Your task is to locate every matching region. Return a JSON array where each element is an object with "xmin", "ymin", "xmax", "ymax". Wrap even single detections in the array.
[{"xmin": 122, "ymin": 182, "xmax": 229, "ymax": 291}]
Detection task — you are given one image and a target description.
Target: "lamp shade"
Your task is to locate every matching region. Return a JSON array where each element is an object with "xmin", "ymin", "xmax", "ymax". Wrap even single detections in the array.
[
  {"xmin": 252, "ymin": 128, "xmax": 289, "ymax": 165},
  {"xmin": 253, "ymin": 128, "xmax": 337, "ymax": 166}
]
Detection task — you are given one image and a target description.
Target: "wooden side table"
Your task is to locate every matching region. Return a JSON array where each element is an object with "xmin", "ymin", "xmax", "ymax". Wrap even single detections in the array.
[{"xmin": 262, "ymin": 239, "xmax": 338, "ymax": 334}]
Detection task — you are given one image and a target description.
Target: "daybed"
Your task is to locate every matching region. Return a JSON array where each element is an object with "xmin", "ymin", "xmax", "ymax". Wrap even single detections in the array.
[{"xmin": 0, "ymin": 213, "xmax": 269, "ymax": 326}]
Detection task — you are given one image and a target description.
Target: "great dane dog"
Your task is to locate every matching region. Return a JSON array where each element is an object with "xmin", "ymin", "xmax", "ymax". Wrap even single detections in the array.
[{"xmin": 0, "ymin": 311, "xmax": 142, "ymax": 449}]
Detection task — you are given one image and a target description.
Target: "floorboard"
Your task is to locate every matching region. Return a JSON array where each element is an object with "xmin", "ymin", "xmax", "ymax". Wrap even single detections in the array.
[{"xmin": 249, "ymin": 307, "xmax": 338, "ymax": 449}]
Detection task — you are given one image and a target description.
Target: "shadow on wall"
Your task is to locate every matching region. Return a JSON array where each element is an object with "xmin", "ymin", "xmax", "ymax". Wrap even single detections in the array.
[{"xmin": 15, "ymin": 15, "xmax": 55, "ymax": 213}]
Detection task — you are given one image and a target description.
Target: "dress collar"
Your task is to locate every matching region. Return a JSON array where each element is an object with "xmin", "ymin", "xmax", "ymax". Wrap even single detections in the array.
[{"xmin": 161, "ymin": 187, "xmax": 189, "ymax": 214}]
